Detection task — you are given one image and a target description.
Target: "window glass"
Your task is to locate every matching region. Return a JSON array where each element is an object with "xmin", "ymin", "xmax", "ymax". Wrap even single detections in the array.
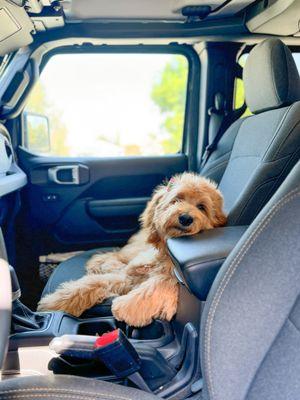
[
  {"xmin": 293, "ymin": 53, "xmax": 300, "ymax": 72},
  {"xmin": 233, "ymin": 53, "xmax": 252, "ymax": 118},
  {"xmin": 24, "ymin": 53, "xmax": 188, "ymax": 157}
]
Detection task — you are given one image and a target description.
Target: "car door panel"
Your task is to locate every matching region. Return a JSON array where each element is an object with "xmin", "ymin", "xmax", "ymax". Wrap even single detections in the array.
[{"xmin": 18, "ymin": 146, "xmax": 187, "ymax": 248}]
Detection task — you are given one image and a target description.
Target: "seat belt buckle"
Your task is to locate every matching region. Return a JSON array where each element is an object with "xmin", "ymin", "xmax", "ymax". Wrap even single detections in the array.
[
  {"xmin": 50, "ymin": 330, "xmax": 152, "ymax": 393},
  {"xmin": 93, "ymin": 329, "xmax": 141, "ymax": 378}
]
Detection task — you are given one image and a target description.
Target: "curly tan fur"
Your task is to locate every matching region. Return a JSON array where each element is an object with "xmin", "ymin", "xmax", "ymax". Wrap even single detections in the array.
[{"xmin": 38, "ymin": 173, "xmax": 227, "ymax": 326}]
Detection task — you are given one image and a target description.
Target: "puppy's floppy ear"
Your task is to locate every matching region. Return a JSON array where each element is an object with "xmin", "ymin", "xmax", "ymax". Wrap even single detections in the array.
[
  {"xmin": 140, "ymin": 184, "xmax": 167, "ymax": 247},
  {"xmin": 211, "ymin": 189, "xmax": 227, "ymax": 227}
]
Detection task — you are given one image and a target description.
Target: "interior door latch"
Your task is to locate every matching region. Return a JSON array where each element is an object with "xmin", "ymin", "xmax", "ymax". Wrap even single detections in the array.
[{"xmin": 48, "ymin": 165, "xmax": 80, "ymax": 185}]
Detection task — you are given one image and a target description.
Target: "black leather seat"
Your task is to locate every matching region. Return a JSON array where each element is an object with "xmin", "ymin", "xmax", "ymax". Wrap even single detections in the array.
[
  {"xmin": 41, "ymin": 39, "xmax": 300, "ymax": 318},
  {"xmin": 3, "ymin": 160, "xmax": 300, "ymax": 398}
]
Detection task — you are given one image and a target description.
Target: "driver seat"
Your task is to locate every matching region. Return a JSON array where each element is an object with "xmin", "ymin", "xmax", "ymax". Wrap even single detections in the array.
[{"xmin": 1, "ymin": 162, "xmax": 300, "ymax": 398}]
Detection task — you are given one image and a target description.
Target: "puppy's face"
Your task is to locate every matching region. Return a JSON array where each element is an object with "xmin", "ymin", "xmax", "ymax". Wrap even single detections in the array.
[{"xmin": 141, "ymin": 173, "xmax": 227, "ymax": 248}]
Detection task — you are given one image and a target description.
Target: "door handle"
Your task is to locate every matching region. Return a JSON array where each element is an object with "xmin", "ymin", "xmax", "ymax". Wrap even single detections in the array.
[{"xmin": 48, "ymin": 165, "xmax": 80, "ymax": 185}]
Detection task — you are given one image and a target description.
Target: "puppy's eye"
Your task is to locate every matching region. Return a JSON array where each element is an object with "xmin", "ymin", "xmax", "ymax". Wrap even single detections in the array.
[
  {"xmin": 172, "ymin": 195, "xmax": 183, "ymax": 203},
  {"xmin": 197, "ymin": 203, "xmax": 206, "ymax": 212}
]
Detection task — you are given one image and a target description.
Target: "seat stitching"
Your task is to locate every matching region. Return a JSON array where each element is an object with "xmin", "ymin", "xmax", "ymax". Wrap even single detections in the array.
[
  {"xmin": 204, "ymin": 187, "xmax": 300, "ymax": 399},
  {"xmin": 230, "ymin": 150, "xmax": 300, "ymax": 225},
  {"xmin": 287, "ymin": 316, "xmax": 300, "ymax": 334},
  {"xmin": 273, "ymin": 116, "xmax": 300, "ymax": 160},
  {"xmin": 0, "ymin": 388, "xmax": 134, "ymax": 400},
  {"xmin": 227, "ymin": 155, "xmax": 261, "ymax": 161},
  {"xmin": 203, "ymin": 160, "xmax": 229, "ymax": 175},
  {"xmin": 229, "ymin": 176, "xmax": 278, "ymax": 225},
  {"xmin": 262, "ymin": 106, "xmax": 292, "ymax": 161}
]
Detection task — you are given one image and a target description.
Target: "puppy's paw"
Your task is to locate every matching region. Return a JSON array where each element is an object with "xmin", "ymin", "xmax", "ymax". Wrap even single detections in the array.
[{"xmin": 112, "ymin": 296, "xmax": 153, "ymax": 327}]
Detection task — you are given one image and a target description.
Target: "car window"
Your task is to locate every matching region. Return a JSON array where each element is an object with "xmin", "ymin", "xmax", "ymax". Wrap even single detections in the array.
[
  {"xmin": 292, "ymin": 53, "xmax": 300, "ymax": 72},
  {"xmin": 24, "ymin": 53, "xmax": 189, "ymax": 157},
  {"xmin": 233, "ymin": 53, "xmax": 252, "ymax": 118}
]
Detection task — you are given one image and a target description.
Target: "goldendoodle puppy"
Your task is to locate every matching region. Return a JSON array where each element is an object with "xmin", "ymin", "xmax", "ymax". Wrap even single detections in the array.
[{"xmin": 38, "ymin": 173, "xmax": 227, "ymax": 326}]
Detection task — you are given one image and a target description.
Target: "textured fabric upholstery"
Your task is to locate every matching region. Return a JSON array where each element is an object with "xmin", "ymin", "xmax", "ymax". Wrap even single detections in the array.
[
  {"xmin": 0, "ymin": 375, "xmax": 157, "ymax": 400},
  {"xmin": 219, "ymin": 101, "xmax": 300, "ymax": 224},
  {"xmin": 201, "ymin": 161, "xmax": 300, "ymax": 400},
  {"xmin": 244, "ymin": 38, "xmax": 300, "ymax": 114},
  {"xmin": 201, "ymin": 118, "xmax": 244, "ymax": 183}
]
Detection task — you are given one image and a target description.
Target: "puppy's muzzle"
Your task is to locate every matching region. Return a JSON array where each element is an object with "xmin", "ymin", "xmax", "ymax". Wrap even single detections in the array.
[{"xmin": 178, "ymin": 213, "xmax": 194, "ymax": 227}]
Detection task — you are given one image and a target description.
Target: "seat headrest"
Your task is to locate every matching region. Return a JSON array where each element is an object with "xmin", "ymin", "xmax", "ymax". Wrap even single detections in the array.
[{"xmin": 243, "ymin": 39, "xmax": 300, "ymax": 114}]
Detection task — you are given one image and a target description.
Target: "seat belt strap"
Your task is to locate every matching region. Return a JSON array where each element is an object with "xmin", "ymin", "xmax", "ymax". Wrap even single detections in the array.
[
  {"xmin": 201, "ymin": 92, "xmax": 227, "ymax": 168},
  {"xmin": 201, "ymin": 63, "xmax": 246, "ymax": 169},
  {"xmin": 201, "ymin": 100, "xmax": 246, "ymax": 169}
]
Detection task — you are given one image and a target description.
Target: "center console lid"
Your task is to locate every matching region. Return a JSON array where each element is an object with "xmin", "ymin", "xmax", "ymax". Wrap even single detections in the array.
[{"xmin": 167, "ymin": 226, "xmax": 248, "ymax": 300}]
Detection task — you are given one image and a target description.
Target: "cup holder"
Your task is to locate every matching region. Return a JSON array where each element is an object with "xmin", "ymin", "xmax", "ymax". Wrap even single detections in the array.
[
  {"xmin": 77, "ymin": 318, "xmax": 116, "ymax": 336},
  {"xmin": 76, "ymin": 317, "xmax": 173, "ymax": 347},
  {"xmin": 129, "ymin": 320, "xmax": 165, "ymax": 340},
  {"xmin": 128, "ymin": 320, "xmax": 173, "ymax": 346}
]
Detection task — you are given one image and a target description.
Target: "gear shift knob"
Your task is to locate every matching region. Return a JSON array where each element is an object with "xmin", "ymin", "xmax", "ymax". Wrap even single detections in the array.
[{"xmin": 9, "ymin": 265, "xmax": 21, "ymax": 301}]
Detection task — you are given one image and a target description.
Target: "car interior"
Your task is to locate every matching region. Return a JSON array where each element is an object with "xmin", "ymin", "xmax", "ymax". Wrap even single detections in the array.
[{"xmin": 0, "ymin": 1, "xmax": 300, "ymax": 399}]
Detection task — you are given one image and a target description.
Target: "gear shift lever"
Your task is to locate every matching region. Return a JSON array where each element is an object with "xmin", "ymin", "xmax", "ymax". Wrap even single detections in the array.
[{"xmin": 9, "ymin": 265, "xmax": 48, "ymax": 333}]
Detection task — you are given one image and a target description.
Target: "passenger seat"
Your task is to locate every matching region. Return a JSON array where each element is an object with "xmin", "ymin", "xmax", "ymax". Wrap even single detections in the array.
[
  {"xmin": 202, "ymin": 38, "xmax": 300, "ymax": 224},
  {"xmin": 40, "ymin": 39, "xmax": 300, "ymax": 316}
]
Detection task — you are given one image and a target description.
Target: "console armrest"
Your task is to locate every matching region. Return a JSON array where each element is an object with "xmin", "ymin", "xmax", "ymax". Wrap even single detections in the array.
[{"xmin": 167, "ymin": 226, "xmax": 248, "ymax": 300}]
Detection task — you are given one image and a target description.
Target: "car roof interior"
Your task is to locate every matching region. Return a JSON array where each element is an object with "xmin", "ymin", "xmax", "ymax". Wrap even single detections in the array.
[{"xmin": 1, "ymin": 0, "xmax": 300, "ymax": 56}]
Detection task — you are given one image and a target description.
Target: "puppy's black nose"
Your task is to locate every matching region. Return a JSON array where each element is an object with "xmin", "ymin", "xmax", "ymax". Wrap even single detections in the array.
[{"xmin": 179, "ymin": 213, "xmax": 194, "ymax": 227}]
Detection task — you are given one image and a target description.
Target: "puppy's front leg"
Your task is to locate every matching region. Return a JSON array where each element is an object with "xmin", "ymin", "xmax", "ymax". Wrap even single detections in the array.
[
  {"xmin": 38, "ymin": 273, "xmax": 128, "ymax": 317},
  {"xmin": 112, "ymin": 276, "xmax": 179, "ymax": 327}
]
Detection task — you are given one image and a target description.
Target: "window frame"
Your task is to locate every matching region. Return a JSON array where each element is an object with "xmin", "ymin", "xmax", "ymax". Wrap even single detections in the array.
[{"xmin": 23, "ymin": 44, "xmax": 200, "ymax": 162}]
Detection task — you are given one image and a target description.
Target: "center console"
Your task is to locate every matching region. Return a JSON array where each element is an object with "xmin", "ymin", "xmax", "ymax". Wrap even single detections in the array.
[
  {"xmin": 3, "ymin": 226, "xmax": 248, "ymax": 398},
  {"xmin": 3, "ymin": 268, "xmax": 199, "ymax": 397},
  {"xmin": 6, "ymin": 312, "xmax": 183, "ymax": 391}
]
